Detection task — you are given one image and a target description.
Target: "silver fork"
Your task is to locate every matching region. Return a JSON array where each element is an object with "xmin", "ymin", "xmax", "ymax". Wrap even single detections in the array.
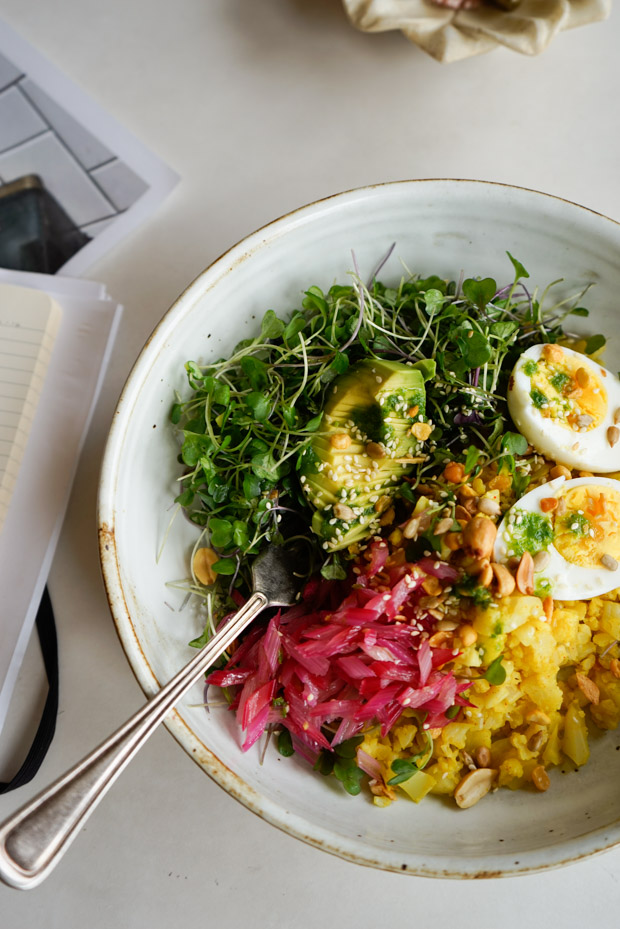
[{"xmin": 0, "ymin": 545, "xmax": 299, "ymax": 890}]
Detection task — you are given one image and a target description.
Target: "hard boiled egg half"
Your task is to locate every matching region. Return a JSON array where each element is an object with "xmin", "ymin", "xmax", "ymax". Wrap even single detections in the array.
[
  {"xmin": 494, "ymin": 476, "xmax": 620, "ymax": 600},
  {"xmin": 507, "ymin": 343, "xmax": 620, "ymax": 472}
]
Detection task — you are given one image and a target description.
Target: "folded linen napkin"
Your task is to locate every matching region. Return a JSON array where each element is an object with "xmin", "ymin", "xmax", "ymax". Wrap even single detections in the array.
[{"xmin": 342, "ymin": 0, "xmax": 611, "ymax": 62}]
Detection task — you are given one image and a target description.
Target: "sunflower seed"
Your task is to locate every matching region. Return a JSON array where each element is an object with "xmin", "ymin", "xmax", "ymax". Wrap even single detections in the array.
[{"xmin": 532, "ymin": 550, "xmax": 550, "ymax": 572}]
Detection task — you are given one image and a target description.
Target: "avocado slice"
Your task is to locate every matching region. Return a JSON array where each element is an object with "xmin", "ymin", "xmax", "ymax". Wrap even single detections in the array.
[{"xmin": 298, "ymin": 358, "xmax": 436, "ymax": 552}]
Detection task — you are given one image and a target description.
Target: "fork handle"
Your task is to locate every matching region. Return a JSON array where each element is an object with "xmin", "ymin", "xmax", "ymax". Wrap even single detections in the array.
[{"xmin": 0, "ymin": 591, "xmax": 268, "ymax": 890}]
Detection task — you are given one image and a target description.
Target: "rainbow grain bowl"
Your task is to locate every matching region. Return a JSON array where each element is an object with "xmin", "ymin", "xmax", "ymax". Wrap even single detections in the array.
[{"xmin": 99, "ymin": 180, "xmax": 620, "ymax": 878}]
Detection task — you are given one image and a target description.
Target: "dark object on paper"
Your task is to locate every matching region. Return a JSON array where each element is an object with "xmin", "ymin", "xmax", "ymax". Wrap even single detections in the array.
[{"xmin": 0, "ymin": 175, "xmax": 90, "ymax": 274}]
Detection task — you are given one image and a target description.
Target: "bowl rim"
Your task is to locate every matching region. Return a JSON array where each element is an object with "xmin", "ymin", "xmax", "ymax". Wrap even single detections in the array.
[{"xmin": 98, "ymin": 177, "xmax": 620, "ymax": 879}]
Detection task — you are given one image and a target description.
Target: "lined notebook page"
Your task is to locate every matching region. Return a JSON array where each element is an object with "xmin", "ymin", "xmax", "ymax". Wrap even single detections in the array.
[{"xmin": 0, "ymin": 284, "xmax": 62, "ymax": 531}]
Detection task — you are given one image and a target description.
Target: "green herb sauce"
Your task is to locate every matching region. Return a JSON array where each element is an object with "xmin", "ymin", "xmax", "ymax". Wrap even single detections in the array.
[
  {"xmin": 507, "ymin": 510, "xmax": 554, "ymax": 558},
  {"xmin": 530, "ymin": 388, "xmax": 548, "ymax": 409},
  {"xmin": 549, "ymin": 371, "xmax": 571, "ymax": 394},
  {"xmin": 562, "ymin": 512, "xmax": 591, "ymax": 537}
]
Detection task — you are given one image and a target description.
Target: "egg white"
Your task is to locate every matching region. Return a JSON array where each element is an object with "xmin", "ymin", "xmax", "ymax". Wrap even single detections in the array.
[
  {"xmin": 494, "ymin": 476, "xmax": 620, "ymax": 601},
  {"xmin": 507, "ymin": 344, "xmax": 620, "ymax": 473}
]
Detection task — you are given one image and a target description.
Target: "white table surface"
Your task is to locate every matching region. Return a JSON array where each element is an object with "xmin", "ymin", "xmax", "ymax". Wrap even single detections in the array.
[{"xmin": 2, "ymin": 1, "xmax": 620, "ymax": 924}]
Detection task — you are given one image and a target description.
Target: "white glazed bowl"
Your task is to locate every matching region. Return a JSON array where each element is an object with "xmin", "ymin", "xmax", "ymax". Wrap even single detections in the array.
[{"xmin": 99, "ymin": 180, "xmax": 620, "ymax": 878}]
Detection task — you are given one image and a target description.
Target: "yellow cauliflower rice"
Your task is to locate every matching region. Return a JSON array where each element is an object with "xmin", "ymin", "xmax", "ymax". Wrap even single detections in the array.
[{"xmin": 359, "ymin": 456, "xmax": 620, "ymax": 809}]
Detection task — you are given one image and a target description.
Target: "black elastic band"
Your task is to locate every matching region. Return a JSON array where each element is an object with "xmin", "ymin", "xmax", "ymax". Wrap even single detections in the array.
[{"xmin": 0, "ymin": 587, "xmax": 59, "ymax": 793}]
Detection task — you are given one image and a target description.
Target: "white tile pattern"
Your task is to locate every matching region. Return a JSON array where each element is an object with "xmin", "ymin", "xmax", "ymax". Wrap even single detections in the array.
[
  {"xmin": 0, "ymin": 51, "xmax": 20, "ymax": 91},
  {"xmin": 90, "ymin": 159, "xmax": 148, "ymax": 211},
  {"xmin": 79, "ymin": 216, "xmax": 115, "ymax": 238},
  {"xmin": 19, "ymin": 77, "xmax": 114, "ymax": 170},
  {"xmin": 0, "ymin": 50, "xmax": 152, "ymax": 245},
  {"xmin": 0, "ymin": 133, "xmax": 115, "ymax": 226},
  {"xmin": 0, "ymin": 86, "xmax": 46, "ymax": 153}
]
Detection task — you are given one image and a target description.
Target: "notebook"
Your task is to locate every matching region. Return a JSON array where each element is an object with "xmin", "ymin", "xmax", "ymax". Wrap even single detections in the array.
[{"xmin": 0, "ymin": 283, "xmax": 62, "ymax": 531}]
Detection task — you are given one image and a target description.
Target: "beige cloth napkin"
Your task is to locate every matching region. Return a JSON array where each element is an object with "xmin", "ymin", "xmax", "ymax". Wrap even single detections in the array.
[{"xmin": 343, "ymin": 0, "xmax": 611, "ymax": 62}]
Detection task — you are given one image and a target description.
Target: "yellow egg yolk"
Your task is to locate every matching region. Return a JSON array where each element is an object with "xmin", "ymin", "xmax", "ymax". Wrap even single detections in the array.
[
  {"xmin": 553, "ymin": 484, "xmax": 620, "ymax": 567},
  {"xmin": 523, "ymin": 344, "xmax": 607, "ymax": 432}
]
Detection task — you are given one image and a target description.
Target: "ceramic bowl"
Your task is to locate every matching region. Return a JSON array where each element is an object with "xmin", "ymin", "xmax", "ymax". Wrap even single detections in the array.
[{"xmin": 99, "ymin": 179, "xmax": 620, "ymax": 878}]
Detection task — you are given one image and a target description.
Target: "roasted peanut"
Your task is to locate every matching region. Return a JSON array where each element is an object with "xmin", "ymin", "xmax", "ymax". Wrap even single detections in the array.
[
  {"xmin": 542, "ymin": 595, "xmax": 554, "ymax": 622},
  {"xmin": 463, "ymin": 516, "xmax": 497, "ymax": 560},
  {"xmin": 491, "ymin": 562, "xmax": 516, "ymax": 598},
  {"xmin": 516, "ymin": 551, "xmax": 535, "ymax": 595},
  {"xmin": 610, "ymin": 658, "xmax": 620, "ymax": 679},
  {"xmin": 454, "ymin": 768, "xmax": 497, "ymax": 809},
  {"xmin": 478, "ymin": 561, "xmax": 493, "ymax": 588},
  {"xmin": 550, "ymin": 464, "xmax": 572, "ymax": 481}
]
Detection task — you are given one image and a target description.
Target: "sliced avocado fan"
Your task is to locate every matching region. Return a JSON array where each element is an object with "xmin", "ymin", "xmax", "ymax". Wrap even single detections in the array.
[{"xmin": 298, "ymin": 358, "xmax": 436, "ymax": 552}]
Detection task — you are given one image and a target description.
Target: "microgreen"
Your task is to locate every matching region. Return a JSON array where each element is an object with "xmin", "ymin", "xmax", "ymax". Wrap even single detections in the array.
[
  {"xmin": 464, "ymin": 445, "xmax": 483, "ymax": 474},
  {"xmin": 484, "ymin": 654, "xmax": 507, "ymax": 685},
  {"xmin": 277, "ymin": 729, "xmax": 294, "ymax": 757},
  {"xmin": 387, "ymin": 733, "xmax": 433, "ymax": 784},
  {"xmin": 313, "ymin": 736, "xmax": 366, "ymax": 795},
  {"xmin": 333, "ymin": 735, "xmax": 365, "ymax": 759},
  {"xmin": 387, "ymin": 758, "xmax": 419, "ymax": 785},
  {"xmin": 585, "ymin": 334, "xmax": 606, "ymax": 355},
  {"xmin": 506, "ymin": 252, "xmax": 530, "ymax": 282},
  {"xmin": 333, "ymin": 758, "xmax": 365, "ymax": 796},
  {"xmin": 501, "ymin": 432, "xmax": 529, "ymax": 457},
  {"xmin": 171, "ymin": 253, "xmax": 594, "ymax": 640}
]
